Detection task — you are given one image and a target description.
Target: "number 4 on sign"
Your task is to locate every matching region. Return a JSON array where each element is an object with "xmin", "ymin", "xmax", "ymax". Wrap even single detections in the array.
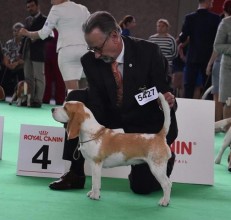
[{"xmin": 32, "ymin": 145, "xmax": 51, "ymax": 169}]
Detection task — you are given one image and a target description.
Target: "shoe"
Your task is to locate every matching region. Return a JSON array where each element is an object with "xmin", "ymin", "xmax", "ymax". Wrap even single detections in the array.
[
  {"xmin": 49, "ymin": 170, "xmax": 86, "ymax": 190},
  {"xmin": 30, "ymin": 102, "xmax": 41, "ymax": 108}
]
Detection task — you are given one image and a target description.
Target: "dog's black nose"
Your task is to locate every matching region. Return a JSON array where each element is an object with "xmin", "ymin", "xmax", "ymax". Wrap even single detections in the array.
[{"xmin": 51, "ymin": 108, "xmax": 55, "ymax": 113}]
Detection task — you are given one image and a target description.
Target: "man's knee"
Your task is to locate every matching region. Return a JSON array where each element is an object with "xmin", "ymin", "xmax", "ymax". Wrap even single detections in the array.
[
  {"xmin": 128, "ymin": 153, "xmax": 175, "ymax": 194},
  {"xmin": 128, "ymin": 164, "xmax": 161, "ymax": 195}
]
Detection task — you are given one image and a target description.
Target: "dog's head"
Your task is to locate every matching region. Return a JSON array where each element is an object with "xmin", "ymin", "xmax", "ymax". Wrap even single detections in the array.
[{"xmin": 52, "ymin": 101, "xmax": 90, "ymax": 139}]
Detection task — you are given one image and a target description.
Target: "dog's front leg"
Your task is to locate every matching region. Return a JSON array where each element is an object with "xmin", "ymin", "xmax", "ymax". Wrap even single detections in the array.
[
  {"xmin": 27, "ymin": 94, "xmax": 31, "ymax": 107},
  {"xmin": 87, "ymin": 161, "xmax": 102, "ymax": 200},
  {"xmin": 17, "ymin": 98, "xmax": 22, "ymax": 107},
  {"xmin": 9, "ymin": 93, "xmax": 17, "ymax": 105}
]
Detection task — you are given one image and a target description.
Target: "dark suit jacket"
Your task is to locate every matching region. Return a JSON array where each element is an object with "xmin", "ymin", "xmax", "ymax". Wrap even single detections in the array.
[
  {"xmin": 81, "ymin": 36, "xmax": 178, "ymax": 145},
  {"xmin": 21, "ymin": 13, "xmax": 47, "ymax": 62},
  {"xmin": 179, "ymin": 9, "xmax": 220, "ymax": 64}
]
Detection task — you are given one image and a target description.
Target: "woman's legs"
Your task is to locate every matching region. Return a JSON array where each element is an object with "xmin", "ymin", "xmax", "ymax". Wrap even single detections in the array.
[{"xmin": 64, "ymin": 79, "xmax": 79, "ymax": 90}]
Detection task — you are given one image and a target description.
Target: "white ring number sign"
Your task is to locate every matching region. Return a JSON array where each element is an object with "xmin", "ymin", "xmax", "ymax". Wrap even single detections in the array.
[{"xmin": 17, "ymin": 124, "xmax": 66, "ymax": 178}]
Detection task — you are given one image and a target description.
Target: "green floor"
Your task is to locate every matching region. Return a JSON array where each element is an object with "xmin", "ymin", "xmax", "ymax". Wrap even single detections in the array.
[{"xmin": 0, "ymin": 100, "xmax": 230, "ymax": 220}]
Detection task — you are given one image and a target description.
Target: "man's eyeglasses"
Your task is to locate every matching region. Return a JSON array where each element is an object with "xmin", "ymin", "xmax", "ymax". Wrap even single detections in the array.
[{"xmin": 87, "ymin": 35, "xmax": 109, "ymax": 53}]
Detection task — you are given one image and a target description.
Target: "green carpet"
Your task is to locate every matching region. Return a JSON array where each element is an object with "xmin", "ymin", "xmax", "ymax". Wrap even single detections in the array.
[{"xmin": 0, "ymin": 101, "xmax": 230, "ymax": 220}]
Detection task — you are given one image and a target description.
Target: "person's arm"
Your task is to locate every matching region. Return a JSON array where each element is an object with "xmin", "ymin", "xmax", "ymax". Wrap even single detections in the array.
[
  {"xmin": 150, "ymin": 43, "xmax": 176, "ymax": 109},
  {"xmin": 3, "ymin": 54, "xmax": 24, "ymax": 70},
  {"xmin": 18, "ymin": 28, "xmax": 40, "ymax": 41},
  {"xmin": 168, "ymin": 36, "xmax": 178, "ymax": 61},
  {"xmin": 19, "ymin": 7, "xmax": 57, "ymax": 41},
  {"xmin": 178, "ymin": 15, "xmax": 190, "ymax": 43},
  {"xmin": 2, "ymin": 43, "xmax": 16, "ymax": 70},
  {"xmin": 81, "ymin": 54, "xmax": 110, "ymax": 126},
  {"xmin": 206, "ymin": 50, "xmax": 218, "ymax": 76},
  {"xmin": 214, "ymin": 19, "xmax": 231, "ymax": 55}
]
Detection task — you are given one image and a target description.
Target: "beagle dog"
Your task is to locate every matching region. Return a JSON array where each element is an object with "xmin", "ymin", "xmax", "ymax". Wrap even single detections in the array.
[
  {"xmin": 215, "ymin": 118, "xmax": 231, "ymax": 171},
  {"xmin": 9, "ymin": 80, "xmax": 31, "ymax": 107},
  {"xmin": 52, "ymin": 93, "xmax": 172, "ymax": 206}
]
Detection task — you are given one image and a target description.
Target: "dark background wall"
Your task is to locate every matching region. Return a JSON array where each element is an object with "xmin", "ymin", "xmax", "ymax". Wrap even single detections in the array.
[
  {"xmin": 0, "ymin": 0, "xmax": 223, "ymax": 44},
  {"xmin": 0, "ymin": 0, "xmax": 198, "ymax": 44}
]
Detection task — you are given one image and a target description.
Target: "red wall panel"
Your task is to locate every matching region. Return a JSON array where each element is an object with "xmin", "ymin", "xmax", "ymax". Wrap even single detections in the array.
[{"xmin": 211, "ymin": 0, "xmax": 225, "ymax": 14}]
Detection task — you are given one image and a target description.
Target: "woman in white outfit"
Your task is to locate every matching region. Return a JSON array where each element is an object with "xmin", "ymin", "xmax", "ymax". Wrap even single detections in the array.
[{"xmin": 19, "ymin": 0, "xmax": 90, "ymax": 90}]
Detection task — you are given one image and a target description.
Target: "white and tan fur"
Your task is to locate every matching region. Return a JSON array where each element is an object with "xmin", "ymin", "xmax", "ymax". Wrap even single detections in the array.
[
  {"xmin": 52, "ymin": 93, "xmax": 172, "ymax": 206},
  {"xmin": 214, "ymin": 118, "xmax": 231, "ymax": 171},
  {"xmin": 9, "ymin": 80, "xmax": 31, "ymax": 107}
]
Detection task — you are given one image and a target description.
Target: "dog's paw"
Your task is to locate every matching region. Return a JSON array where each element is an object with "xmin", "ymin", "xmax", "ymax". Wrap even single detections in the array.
[
  {"xmin": 87, "ymin": 190, "xmax": 100, "ymax": 200},
  {"xmin": 158, "ymin": 197, "xmax": 169, "ymax": 207}
]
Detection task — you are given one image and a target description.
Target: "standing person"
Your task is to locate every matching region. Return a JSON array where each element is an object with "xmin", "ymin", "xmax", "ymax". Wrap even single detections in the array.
[
  {"xmin": 214, "ymin": 0, "xmax": 231, "ymax": 119},
  {"xmin": 119, "ymin": 15, "xmax": 136, "ymax": 36},
  {"xmin": 179, "ymin": 0, "xmax": 220, "ymax": 99},
  {"xmin": 206, "ymin": 51, "xmax": 223, "ymax": 121},
  {"xmin": 2, "ymin": 22, "xmax": 25, "ymax": 96},
  {"xmin": 148, "ymin": 18, "xmax": 177, "ymax": 75},
  {"xmin": 49, "ymin": 11, "xmax": 178, "ymax": 195},
  {"xmin": 43, "ymin": 29, "xmax": 65, "ymax": 105},
  {"xmin": 20, "ymin": 0, "xmax": 47, "ymax": 108},
  {"xmin": 19, "ymin": 0, "xmax": 90, "ymax": 91}
]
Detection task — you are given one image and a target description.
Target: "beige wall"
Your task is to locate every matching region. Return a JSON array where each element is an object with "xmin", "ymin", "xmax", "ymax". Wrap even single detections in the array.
[{"xmin": 0, "ymin": 0, "xmax": 197, "ymax": 44}]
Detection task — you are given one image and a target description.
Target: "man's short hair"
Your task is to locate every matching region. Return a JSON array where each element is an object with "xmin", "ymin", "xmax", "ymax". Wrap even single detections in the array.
[
  {"xmin": 82, "ymin": 11, "xmax": 120, "ymax": 35},
  {"xmin": 26, "ymin": 0, "xmax": 38, "ymax": 5},
  {"xmin": 157, "ymin": 18, "xmax": 170, "ymax": 28}
]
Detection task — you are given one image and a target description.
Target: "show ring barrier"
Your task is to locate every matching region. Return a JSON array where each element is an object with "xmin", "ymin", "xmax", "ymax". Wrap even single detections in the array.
[{"xmin": 17, "ymin": 98, "xmax": 214, "ymax": 185}]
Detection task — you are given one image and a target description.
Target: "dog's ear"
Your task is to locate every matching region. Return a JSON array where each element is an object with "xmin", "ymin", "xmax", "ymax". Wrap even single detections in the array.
[
  {"xmin": 66, "ymin": 111, "xmax": 81, "ymax": 139},
  {"xmin": 66, "ymin": 102, "xmax": 86, "ymax": 140}
]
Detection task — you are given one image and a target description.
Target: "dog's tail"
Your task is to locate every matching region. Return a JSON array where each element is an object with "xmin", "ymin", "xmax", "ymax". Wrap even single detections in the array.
[{"xmin": 158, "ymin": 92, "xmax": 171, "ymax": 135}]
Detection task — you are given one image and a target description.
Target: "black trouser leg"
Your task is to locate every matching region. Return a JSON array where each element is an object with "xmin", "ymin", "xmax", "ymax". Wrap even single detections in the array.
[
  {"xmin": 62, "ymin": 89, "xmax": 88, "ymax": 176},
  {"xmin": 128, "ymin": 152, "xmax": 175, "ymax": 194}
]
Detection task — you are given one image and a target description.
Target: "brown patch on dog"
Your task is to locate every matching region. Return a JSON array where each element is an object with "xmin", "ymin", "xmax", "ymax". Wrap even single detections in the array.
[
  {"xmin": 65, "ymin": 102, "xmax": 90, "ymax": 139},
  {"xmin": 16, "ymin": 81, "xmax": 26, "ymax": 97},
  {"xmin": 93, "ymin": 127, "xmax": 170, "ymax": 164}
]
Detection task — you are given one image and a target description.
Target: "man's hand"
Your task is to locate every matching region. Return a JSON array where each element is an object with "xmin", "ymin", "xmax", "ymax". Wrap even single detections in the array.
[
  {"xmin": 18, "ymin": 28, "xmax": 29, "ymax": 37},
  {"xmin": 163, "ymin": 92, "xmax": 175, "ymax": 108}
]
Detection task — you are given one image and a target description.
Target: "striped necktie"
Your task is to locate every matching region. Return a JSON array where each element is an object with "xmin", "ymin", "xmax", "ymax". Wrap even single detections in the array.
[{"xmin": 111, "ymin": 61, "xmax": 123, "ymax": 107}]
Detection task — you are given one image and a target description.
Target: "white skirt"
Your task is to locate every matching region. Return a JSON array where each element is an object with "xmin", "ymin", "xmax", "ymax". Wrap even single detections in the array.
[{"xmin": 58, "ymin": 45, "xmax": 87, "ymax": 81}]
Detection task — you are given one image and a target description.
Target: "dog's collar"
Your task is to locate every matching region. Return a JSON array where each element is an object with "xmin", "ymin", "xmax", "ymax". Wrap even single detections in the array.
[
  {"xmin": 73, "ymin": 127, "xmax": 106, "ymax": 160},
  {"xmin": 79, "ymin": 126, "xmax": 106, "ymax": 144}
]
